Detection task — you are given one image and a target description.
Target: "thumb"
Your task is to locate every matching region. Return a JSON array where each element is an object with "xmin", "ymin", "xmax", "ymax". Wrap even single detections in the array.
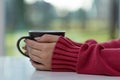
[{"xmin": 34, "ymin": 34, "xmax": 60, "ymax": 43}]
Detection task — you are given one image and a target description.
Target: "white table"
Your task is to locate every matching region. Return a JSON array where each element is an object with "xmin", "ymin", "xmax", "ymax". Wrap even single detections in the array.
[{"xmin": 0, "ymin": 57, "xmax": 120, "ymax": 80}]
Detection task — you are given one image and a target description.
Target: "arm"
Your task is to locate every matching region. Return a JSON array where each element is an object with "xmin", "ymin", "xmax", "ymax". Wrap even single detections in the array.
[
  {"xmin": 61, "ymin": 37, "xmax": 83, "ymax": 47},
  {"xmin": 52, "ymin": 37, "xmax": 120, "ymax": 76},
  {"xmin": 100, "ymin": 39, "xmax": 120, "ymax": 48},
  {"xmin": 25, "ymin": 35, "xmax": 120, "ymax": 76}
]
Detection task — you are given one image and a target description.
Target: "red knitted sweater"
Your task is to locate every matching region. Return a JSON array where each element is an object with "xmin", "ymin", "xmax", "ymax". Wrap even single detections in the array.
[{"xmin": 52, "ymin": 36, "xmax": 120, "ymax": 76}]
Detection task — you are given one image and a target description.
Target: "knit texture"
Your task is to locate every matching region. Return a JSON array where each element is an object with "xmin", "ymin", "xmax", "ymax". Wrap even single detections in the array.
[
  {"xmin": 52, "ymin": 37, "xmax": 80, "ymax": 71},
  {"xmin": 52, "ymin": 37, "xmax": 120, "ymax": 76}
]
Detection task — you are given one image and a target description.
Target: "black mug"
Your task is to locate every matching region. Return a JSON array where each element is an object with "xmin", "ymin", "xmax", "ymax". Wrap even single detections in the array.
[{"xmin": 17, "ymin": 30, "xmax": 65, "ymax": 57}]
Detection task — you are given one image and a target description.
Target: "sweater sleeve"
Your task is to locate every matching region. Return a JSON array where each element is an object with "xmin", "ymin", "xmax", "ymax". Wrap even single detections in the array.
[
  {"xmin": 65, "ymin": 37, "xmax": 83, "ymax": 47},
  {"xmin": 52, "ymin": 37, "xmax": 80, "ymax": 72},
  {"xmin": 100, "ymin": 39, "xmax": 120, "ymax": 48},
  {"xmin": 51, "ymin": 37, "xmax": 120, "ymax": 76}
]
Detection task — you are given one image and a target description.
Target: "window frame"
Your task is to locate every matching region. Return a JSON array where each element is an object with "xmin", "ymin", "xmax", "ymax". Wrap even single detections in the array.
[{"xmin": 0, "ymin": 0, "xmax": 5, "ymax": 56}]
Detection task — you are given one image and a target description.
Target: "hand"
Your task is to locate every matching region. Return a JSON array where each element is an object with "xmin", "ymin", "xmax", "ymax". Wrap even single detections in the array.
[{"xmin": 25, "ymin": 34, "xmax": 60, "ymax": 70}]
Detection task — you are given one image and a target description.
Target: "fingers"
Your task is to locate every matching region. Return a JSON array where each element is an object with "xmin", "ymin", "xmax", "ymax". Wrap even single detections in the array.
[
  {"xmin": 30, "ymin": 59, "xmax": 45, "ymax": 70},
  {"xmin": 25, "ymin": 39, "xmax": 44, "ymax": 51},
  {"xmin": 26, "ymin": 45, "xmax": 52, "ymax": 70},
  {"xmin": 27, "ymin": 46, "xmax": 48, "ymax": 64},
  {"xmin": 25, "ymin": 39, "xmax": 56, "ymax": 52},
  {"xmin": 28, "ymin": 47, "xmax": 42, "ymax": 59},
  {"xmin": 22, "ymin": 45, "xmax": 29, "ymax": 56},
  {"xmin": 30, "ymin": 59, "xmax": 50, "ymax": 70},
  {"xmin": 24, "ymin": 37, "xmax": 54, "ymax": 71},
  {"xmin": 28, "ymin": 48, "xmax": 44, "ymax": 65},
  {"xmin": 29, "ymin": 53, "xmax": 42, "ymax": 64},
  {"xmin": 34, "ymin": 34, "xmax": 60, "ymax": 43},
  {"xmin": 22, "ymin": 46, "xmax": 26, "ymax": 50}
]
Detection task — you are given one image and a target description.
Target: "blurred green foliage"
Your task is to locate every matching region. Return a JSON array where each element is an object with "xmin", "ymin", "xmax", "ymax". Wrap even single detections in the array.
[{"xmin": 5, "ymin": 20, "xmax": 117, "ymax": 56}]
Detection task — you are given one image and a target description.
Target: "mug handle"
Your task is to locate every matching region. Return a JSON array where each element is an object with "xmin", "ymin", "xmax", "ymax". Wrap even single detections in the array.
[{"xmin": 17, "ymin": 36, "xmax": 34, "ymax": 57}]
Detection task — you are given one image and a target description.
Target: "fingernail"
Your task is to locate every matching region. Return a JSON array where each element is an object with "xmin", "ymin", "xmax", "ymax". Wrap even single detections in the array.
[
  {"xmin": 24, "ymin": 39, "xmax": 28, "ymax": 42},
  {"xmin": 34, "ymin": 37, "xmax": 41, "ymax": 40},
  {"xmin": 24, "ymin": 39, "xmax": 27, "ymax": 42},
  {"xmin": 22, "ymin": 46, "xmax": 25, "ymax": 49}
]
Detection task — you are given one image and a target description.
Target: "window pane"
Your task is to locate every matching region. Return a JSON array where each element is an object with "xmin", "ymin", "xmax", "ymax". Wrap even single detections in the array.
[{"xmin": 5, "ymin": 0, "xmax": 119, "ymax": 56}]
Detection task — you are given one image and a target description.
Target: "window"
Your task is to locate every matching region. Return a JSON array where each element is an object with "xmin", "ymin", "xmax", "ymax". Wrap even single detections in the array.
[
  {"xmin": 5, "ymin": 0, "xmax": 119, "ymax": 56},
  {"xmin": 0, "ymin": 0, "xmax": 5, "ymax": 56}
]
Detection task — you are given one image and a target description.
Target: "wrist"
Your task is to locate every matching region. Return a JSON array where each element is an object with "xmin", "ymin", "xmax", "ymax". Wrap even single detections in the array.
[{"xmin": 51, "ymin": 37, "xmax": 80, "ymax": 72}]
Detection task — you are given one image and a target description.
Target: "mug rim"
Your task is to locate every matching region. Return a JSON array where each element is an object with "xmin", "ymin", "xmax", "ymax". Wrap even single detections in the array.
[{"xmin": 29, "ymin": 30, "xmax": 65, "ymax": 33}]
